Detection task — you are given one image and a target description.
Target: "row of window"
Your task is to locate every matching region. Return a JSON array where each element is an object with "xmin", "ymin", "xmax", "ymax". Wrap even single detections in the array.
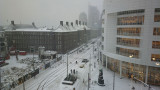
[
  {"xmin": 116, "ymin": 47, "xmax": 139, "ymax": 58},
  {"xmin": 152, "ymin": 41, "xmax": 160, "ymax": 49},
  {"xmin": 117, "ymin": 27, "xmax": 160, "ymax": 36},
  {"xmin": 117, "ymin": 28, "xmax": 141, "ymax": 36},
  {"xmin": 117, "ymin": 38, "xmax": 140, "ymax": 47},
  {"xmin": 117, "ymin": 9, "xmax": 145, "ymax": 15},
  {"xmin": 117, "ymin": 16, "xmax": 144, "ymax": 25}
]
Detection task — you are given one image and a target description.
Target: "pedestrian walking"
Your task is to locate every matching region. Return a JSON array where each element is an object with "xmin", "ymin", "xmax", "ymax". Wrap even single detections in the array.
[{"xmin": 132, "ymin": 86, "xmax": 135, "ymax": 90}]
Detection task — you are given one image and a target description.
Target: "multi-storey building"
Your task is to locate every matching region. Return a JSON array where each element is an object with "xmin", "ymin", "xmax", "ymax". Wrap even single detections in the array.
[
  {"xmin": 5, "ymin": 20, "xmax": 100, "ymax": 54},
  {"xmin": 101, "ymin": 0, "xmax": 160, "ymax": 85},
  {"xmin": 0, "ymin": 26, "xmax": 8, "ymax": 64}
]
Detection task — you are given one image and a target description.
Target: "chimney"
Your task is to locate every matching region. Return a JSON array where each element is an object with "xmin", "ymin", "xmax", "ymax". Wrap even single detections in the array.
[
  {"xmin": 76, "ymin": 20, "xmax": 78, "ymax": 25},
  {"xmin": 71, "ymin": 22, "xmax": 73, "ymax": 26},
  {"xmin": 60, "ymin": 21, "xmax": 63, "ymax": 26},
  {"xmin": 66, "ymin": 22, "xmax": 69, "ymax": 26},
  {"xmin": 79, "ymin": 21, "xmax": 81, "ymax": 25},
  {"xmin": 11, "ymin": 21, "xmax": 14, "ymax": 25}
]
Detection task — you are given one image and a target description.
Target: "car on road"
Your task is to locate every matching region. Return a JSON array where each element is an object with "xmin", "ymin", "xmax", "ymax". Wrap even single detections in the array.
[
  {"xmin": 82, "ymin": 59, "xmax": 89, "ymax": 63},
  {"xmin": 79, "ymin": 64, "xmax": 84, "ymax": 68}
]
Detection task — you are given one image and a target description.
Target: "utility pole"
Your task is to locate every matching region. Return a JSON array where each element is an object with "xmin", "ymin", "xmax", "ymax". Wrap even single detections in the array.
[
  {"xmin": 88, "ymin": 73, "xmax": 89, "ymax": 90},
  {"xmin": 32, "ymin": 46, "xmax": 35, "ymax": 79},
  {"xmin": 0, "ymin": 65, "xmax": 1, "ymax": 90},
  {"xmin": 113, "ymin": 63, "xmax": 115, "ymax": 90},
  {"xmin": 93, "ymin": 43, "xmax": 94, "ymax": 54},
  {"xmin": 148, "ymin": 70, "xmax": 151, "ymax": 90},
  {"xmin": 23, "ymin": 76, "xmax": 25, "ymax": 90},
  {"xmin": 67, "ymin": 52, "xmax": 68, "ymax": 78}
]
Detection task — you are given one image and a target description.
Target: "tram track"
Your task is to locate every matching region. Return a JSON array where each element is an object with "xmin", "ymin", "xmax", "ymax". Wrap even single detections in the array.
[{"xmin": 39, "ymin": 44, "xmax": 93, "ymax": 90}]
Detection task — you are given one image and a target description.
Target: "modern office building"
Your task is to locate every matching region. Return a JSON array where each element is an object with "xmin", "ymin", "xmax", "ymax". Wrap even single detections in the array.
[{"xmin": 101, "ymin": 0, "xmax": 160, "ymax": 85}]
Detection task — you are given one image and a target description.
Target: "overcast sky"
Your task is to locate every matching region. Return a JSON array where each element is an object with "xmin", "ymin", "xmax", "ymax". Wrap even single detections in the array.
[{"xmin": 0, "ymin": 0, "xmax": 103, "ymax": 27}]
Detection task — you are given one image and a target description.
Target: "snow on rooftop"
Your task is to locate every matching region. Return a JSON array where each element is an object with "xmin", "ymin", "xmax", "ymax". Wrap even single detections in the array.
[{"xmin": 4, "ymin": 22, "xmax": 91, "ymax": 33}]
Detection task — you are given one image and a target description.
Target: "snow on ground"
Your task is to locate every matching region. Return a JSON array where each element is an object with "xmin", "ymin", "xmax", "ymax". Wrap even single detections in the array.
[
  {"xmin": 2, "ymin": 55, "xmax": 35, "ymax": 70},
  {"xmin": 2, "ymin": 38, "xmax": 160, "ymax": 90}
]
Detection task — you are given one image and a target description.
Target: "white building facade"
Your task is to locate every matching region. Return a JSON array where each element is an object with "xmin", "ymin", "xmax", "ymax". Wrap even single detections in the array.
[{"xmin": 101, "ymin": 0, "xmax": 160, "ymax": 85}]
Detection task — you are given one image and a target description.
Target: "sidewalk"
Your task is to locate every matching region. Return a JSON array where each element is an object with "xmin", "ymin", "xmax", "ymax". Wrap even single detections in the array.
[{"xmin": 90, "ymin": 67, "xmax": 160, "ymax": 90}]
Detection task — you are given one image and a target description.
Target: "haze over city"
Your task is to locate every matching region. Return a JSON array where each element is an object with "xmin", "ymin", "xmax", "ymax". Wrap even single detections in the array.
[{"xmin": 0, "ymin": 0, "xmax": 103, "ymax": 27}]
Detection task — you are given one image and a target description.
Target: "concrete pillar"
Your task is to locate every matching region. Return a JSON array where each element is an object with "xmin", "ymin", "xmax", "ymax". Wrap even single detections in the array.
[
  {"xmin": 145, "ymin": 66, "xmax": 149, "ymax": 84},
  {"xmin": 120, "ymin": 61, "xmax": 122, "ymax": 79},
  {"xmin": 102, "ymin": 54, "xmax": 104, "ymax": 66},
  {"xmin": 106, "ymin": 57, "xmax": 108, "ymax": 70}
]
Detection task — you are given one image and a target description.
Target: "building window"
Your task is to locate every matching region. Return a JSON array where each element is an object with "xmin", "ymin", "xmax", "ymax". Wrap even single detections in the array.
[
  {"xmin": 154, "ymin": 8, "xmax": 160, "ymax": 22},
  {"xmin": 117, "ymin": 28, "xmax": 141, "ymax": 36},
  {"xmin": 117, "ymin": 16, "xmax": 144, "ymax": 25},
  {"xmin": 154, "ymin": 15, "xmax": 160, "ymax": 22},
  {"xmin": 116, "ymin": 47, "xmax": 139, "ymax": 58},
  {"xmin": 153, "ymin": 28, "xmax": 160, "ymax": 35},
  {"xmin": 151, "ymin": 54, "xmax": 160, "ymax": 62},
  {"xmin": 117, "ymin": 38, "xmax": 140, "ymax": 47},
  {"xmin": 117, "ymin": 9, "xmax": 144, "ymax": 15},
  {"xmin": 148, "ymin": 67, "xmax": 160, "ymax": 85},
  {"xmin": 102, "ymin": 19, "xmax": 104, "ymax": 24},
  {"xmin": 152, "ymin": 41, "xmax": 160, "ymax": 49}
]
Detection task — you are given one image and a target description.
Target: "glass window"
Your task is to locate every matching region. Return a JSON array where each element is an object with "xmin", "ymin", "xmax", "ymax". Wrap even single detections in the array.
[
  {"xmin": 154, "ymin": 8, "xmax": 160, "ymax": 22},
  {"xmin": 117, "ymin": 16, "xmax": 144, "ymax": 25},
  {"xmin": 117, "ymin": 9, "xmax": 144, "ymax": 15},
  {"xmin": 117, "ymin": 38, "xmax": 140, "ymax": 47},
  {"xmin": 152, "ymin": 41, "xmax": 160, "ymax": 49},
  {"xmin": 116, "ymin": 47, "xmax": 139, "ymax": 58},
  {"xmin": 151, "ymin": 54, "xmax": 160, "ymax": 62},
  {"xmin": 117, "ymin": 28, "xmax": 141, "ymax": 36},
  {"xmin": 154, "ymin": 15, "xmax": 160, "ymax": 22},
  {"xmin": 153, "ymin": 28, "xmax": 160, "ymax": 35}
]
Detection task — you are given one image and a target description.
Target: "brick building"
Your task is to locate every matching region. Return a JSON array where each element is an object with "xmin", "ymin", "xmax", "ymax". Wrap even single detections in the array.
[{"xmin": 5, "ymin": 20, "xmax": 100, "ymax": 54}]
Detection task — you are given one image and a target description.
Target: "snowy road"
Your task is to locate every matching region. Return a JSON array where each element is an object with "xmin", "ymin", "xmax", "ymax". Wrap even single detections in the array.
[
  {"xmin": 11, "ymin": 38, "xmax": 160, "ymax": 90},
  {"xmin": 12, "ymin": 41, "xmax": 95, "ymax": 90}
]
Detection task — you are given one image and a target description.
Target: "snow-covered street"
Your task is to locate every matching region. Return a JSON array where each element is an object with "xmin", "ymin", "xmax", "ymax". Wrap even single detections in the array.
[{"xmin": 2, "ymin": 39, "xmax": 160, "ymax": 90}]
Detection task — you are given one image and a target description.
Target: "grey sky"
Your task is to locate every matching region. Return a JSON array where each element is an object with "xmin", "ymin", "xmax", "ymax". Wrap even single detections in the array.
[{"xmin": 0, "ymin": 0, "xmax": 103, "ymax": 27}]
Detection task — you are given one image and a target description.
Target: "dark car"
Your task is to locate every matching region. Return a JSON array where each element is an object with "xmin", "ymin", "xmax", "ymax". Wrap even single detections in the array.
[{"xmin": 82, "ymin": 59, "xmax": 89, "ymax": 63}]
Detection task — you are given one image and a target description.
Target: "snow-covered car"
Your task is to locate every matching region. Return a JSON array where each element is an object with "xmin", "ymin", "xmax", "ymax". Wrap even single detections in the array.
[{"xmin": 79, "ymin": 64, "xmax": 84, "ymax": 68}]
